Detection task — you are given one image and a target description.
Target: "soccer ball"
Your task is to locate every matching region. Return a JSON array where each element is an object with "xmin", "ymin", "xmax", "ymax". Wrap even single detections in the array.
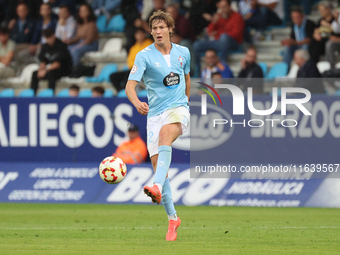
[{"xmin": 99, "ymin": 156, "xmax": 127, "ymax": 184}]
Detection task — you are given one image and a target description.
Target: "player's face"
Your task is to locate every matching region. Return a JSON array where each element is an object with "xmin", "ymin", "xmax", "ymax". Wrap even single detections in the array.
[{"xmin": 151, "ymin": 20, "xmax": 172, "ymax": 46}]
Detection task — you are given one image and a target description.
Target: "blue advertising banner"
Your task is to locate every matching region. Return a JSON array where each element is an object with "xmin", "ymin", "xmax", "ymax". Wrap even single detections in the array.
[
  {"xmin": 0, "ymin": 96, "xmax": 339, "ymax": 164},
  {"xmin": 0, "ymin": 98, "xmax": 188, "ymax": 163},
  {"xmin": 1, "ymin": 163, "xmax": 339, "ymax": 207},
  {"xmin": 184, "ymin": 95, "xmax": 340, "ymax": 165}
]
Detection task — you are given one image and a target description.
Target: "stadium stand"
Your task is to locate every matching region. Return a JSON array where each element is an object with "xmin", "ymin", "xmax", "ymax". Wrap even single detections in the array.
[{"xmin": 1, "ymin": 0, "xmax": 340, "ymax": 96}]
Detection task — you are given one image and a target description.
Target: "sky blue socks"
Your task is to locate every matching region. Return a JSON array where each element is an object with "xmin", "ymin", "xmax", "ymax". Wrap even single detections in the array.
[
  {"xmin": 154, "ymin": 145, "xmax": 172, "ymax": 187},
  {"xmin": 162, "ymin": 178, "xmax": 176, "ymax": 216}
]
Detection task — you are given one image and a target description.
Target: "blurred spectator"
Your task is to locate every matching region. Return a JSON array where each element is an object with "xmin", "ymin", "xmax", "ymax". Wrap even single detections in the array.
[
  {"xmin": 201, "ymin": 49, "xmax": 233, "ymax": 79},
  {"xmin": 294, "ymin": 49, "xmax": 325, "ymax": 94},
  {"xmin": 6, "ymin": 0, "xmax": 40, "ymax": 29},
  {"xmin": 44, "ymin": 0, "xmax": 76, "ymax": 16},
  {"xmin": 31, "ymin": 29, "xmax": 72, "ymax": 94},
  {"xmin": 91, "ymin": 0, "xmax": 121, "ymax": 18},
  {"xmin": 55, "ymin": 5, "xmax": 77, "ymax": 42},
  {"xmin": 193, "ymin": 0, "xmax": 244, "ymax": 73},
  {"xmin": 110, "ymin": 28, "xmax": 153, "ymax": 92},
  {"xmin": 135, "ymin": 0, "xmax": 166, "ymax": 34},
  {"xmin": 16, "ymin": 3, "xmax": 58, "ymax": 67},
  {"xmin": 238, "ymin": 46, "xmax": 263, "ymax": 94},
  {"xmin": 284, "ymin": 0, "xmax": 320, "ymax": 23},
  {"xmin": 69, "ymin": 84, "xmax": 80, "ymax": 96},
  {"xmin": 10, "ymin": 3, "xmax": 35, "ymax": 46},
  {"xmin": 63, "ymin": 4, "xmax": 98, "ymax": 67},
  {"xmin": 189, "ymin": 0, "xmax": 218, "ymax": 35},
  {"xmin": 325, "ymin": 8, "xmax": 340, "ymax": 68},
  {"xmin": 257, "ymin": 0, "xmax": 283, "ymax": 24},
  {"xmin": 309, "ymin": 1, "xmax": 335, "ymax": 62},
  {"xmin": 166, "ymin": 4, "xmax": 195, "ymax": 42},
  {"xmin": 92, "ymin": 86, "xmax": 105, "ymax": 97},
  {"xmin": 281, "ymin": 6, "xmax": 315, "ymax": 70},
  {"xmin": 0, "ymin": 28, "xmax": 16, "ymax": 79},
  {"xmin": 121, "ymin": 0, "xmax": 142, "ymax": 52},
  {"xmin": 112, "ymin": 124, "xmax": 148, "ymax": 165},
  {"xmin": 241, "ymin": 0, "xmax": 282, "ymax": 36}
]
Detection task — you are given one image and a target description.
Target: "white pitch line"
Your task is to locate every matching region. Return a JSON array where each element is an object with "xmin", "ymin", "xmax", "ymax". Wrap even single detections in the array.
[{"xmin": 0, "ymin": 226, "xmax": 340, "ymax": 230}]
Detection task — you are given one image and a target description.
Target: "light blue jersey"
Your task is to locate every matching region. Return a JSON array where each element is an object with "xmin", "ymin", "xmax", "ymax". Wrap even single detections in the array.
[{"xmin": 128, "ymin": 42, "xmax": 190, "ymax": 118}]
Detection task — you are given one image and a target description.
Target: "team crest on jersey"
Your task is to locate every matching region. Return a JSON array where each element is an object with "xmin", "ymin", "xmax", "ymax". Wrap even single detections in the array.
[
  {"xmin": 178, "ymin": 56, "xmax": 183, "ymax": 67},
  {"xmin": 163, "ymin": 72, "xmax": 180, "ymax": 89},
  {"xmin": 131, "ymin": 64, "xmax": 137, "ymax": 74}
]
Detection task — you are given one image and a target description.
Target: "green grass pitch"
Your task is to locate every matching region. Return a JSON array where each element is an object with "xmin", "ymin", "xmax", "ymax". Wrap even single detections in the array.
[{"xmin": 0, "ymin": 204, "xmax": 340, "ymax": 254}]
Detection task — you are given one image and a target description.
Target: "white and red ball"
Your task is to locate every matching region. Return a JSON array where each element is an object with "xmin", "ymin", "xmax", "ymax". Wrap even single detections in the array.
[{"xmin": 99, "ymin": 156, "xmax": 127, "ymax": 184}]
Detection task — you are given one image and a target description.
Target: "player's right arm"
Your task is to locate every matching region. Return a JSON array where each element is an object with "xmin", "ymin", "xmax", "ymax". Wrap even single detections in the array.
[
  {"xmin": 125, "ymin": 51, "xmax": 149, "ymax": 115},
  {"xmin": 125, "ymin": 80, "xmax": 149, "ymax": 115}
]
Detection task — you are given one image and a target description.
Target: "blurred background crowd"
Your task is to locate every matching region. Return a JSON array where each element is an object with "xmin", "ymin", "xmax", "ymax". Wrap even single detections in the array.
[{"xmin": 1, "ymin": 0, "xmax": 340, "ymax": 97}]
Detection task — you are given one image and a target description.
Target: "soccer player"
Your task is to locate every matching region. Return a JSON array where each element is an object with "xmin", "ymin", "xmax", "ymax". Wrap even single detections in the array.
[{"xmin": 125, "ymin": 10, "xmax": 190, "ymax": 241}]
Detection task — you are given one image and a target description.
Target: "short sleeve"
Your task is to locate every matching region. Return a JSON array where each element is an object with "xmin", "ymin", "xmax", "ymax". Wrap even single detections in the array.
[
  {"xmin": 128, "ymin": 52, "xmax": 146, "ymax": 82},
  {"xmin": 184, "ymin": 48, "xmax": 191, "ymax": 75}
]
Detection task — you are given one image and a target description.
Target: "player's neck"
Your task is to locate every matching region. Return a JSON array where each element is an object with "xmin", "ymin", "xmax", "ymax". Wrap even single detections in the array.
[{"xmin": 154, "ymin": 41, "xmax": 172, "ymax": 55}]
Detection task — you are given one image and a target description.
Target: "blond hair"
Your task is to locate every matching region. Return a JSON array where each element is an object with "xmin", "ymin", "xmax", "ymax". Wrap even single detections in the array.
[{"xmin": 149, "ymin": 10, "xmax": 175, "ymax": 35}]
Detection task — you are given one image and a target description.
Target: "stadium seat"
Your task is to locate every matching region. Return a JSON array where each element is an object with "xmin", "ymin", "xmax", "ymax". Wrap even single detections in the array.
[
  {"xmin": 96, "ymin": 15, "xmax": 107, "ymax": 33},
  {"xmin": 116, "ymin": 89, "xmax": 127, "ymax": 98},
  {"xmin": 334, "ymin": 89, "xmax": 340, "ymax": 96},
  {"xmin": 79, "ymin": 89, "xmax": 92, "ymax": 97},
  {"xmin": 316, "ymin": 61, "xmax": 331, "ymax": 74},
  {"xmin": 37, "ymin": 88, "xmax": 54, "ymax": 97},
  {"xmin": 4, "ymin": 63, "xmax": 39, "ymax": 88},
  {"xmin": 57, "ymin": 89, "xmax": 70, "ymax": 97},
  {"xmin": 103, "ymin": 89, "xmax": 114, "ymax": 98},
  {"xmin": 84, "ymin": 38, "xmax": 127, "ymax": 62},
  {"xmin": 258, "ymin": 62, "xmax": 268, "ymax": 77},
  {"xmin": 85, "ymin": 64, "xmax": 118, "ymax": 83},
  {"xmin": 18, "ymin": 88, "xmax": 34, "ymax": 97},
  {"xmin": 106, "ymin": 14, "xmax": 126, "ymax": 32},
  {"xmin": 0, "ymin": 88, "xmax": 15, "ymax": 97},
  {"xmin": 137, "ymin": 90, "xmax": 148, "ymax": 97},
  {"xmin": 266, "ymin": 62, "xmax": 288, "ymax": 78}
]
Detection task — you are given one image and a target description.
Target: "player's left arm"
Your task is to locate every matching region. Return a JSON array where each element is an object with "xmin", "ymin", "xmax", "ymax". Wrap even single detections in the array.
[{"xmin": 185, "ymin": 73, "xmax": 190, "ymax": 101}]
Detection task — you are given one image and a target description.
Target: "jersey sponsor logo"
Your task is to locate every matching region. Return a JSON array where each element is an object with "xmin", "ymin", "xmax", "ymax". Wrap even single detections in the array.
[
  {"xmin": 155, "ymin": 62, "xmax": 161, "ymax": 67},
  {"xmin": 131, "ymin": 64, "xmax": 137, "ymax": 74},
  {"xmin": 163, "ymin": 72, "xmax": 180, "ymax": 89}
]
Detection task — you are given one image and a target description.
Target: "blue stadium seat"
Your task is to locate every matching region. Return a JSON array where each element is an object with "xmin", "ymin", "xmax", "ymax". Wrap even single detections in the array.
[
  {"xmin": 37, "ymin": 88, "xmax": 54, "ymax": 97},
  {"xmin": 334, "ymin": 90, "xmax": 340, "ymax": 96},
  {"xmin": 0, "ymin": 88, "xmax": 15, "ymax": 97},
  {"xmin": 57, "ymin": 88, "xmax": 70, "ymax": 97},
  {"xmin": 18, "ymin": 89, "xmax": 34, "ymax": 97},
  {"xmin": 96, "ymin": 15, "xmax": 107, "ymax": 33},
  {"xmin": 107, "ymin": 14, "xmax": 126, "ymax": 32},
  {"xmin": 116, "ymin": 89, "xmax": 127, "ymax": 98},
  {"xmin": 137, "ymin": 90, "xmax": 148, "ymax": 97},
  {"xmin": 121, "ymin": 64, "xmax": 129, "ymax": 71},
  {"xmin": 258, "ymin": 62, "xmax": 268, "ymax": 77},
  {"xmin": 103, "ymin": 89, "xmax": 114, "ymax": 98},
  {"xmin": 79, "ymin": 89, "xmax": 92, "ymax": 98},
  {"xmin": 85, "ymin": 64, "xmax": 118, "ymax": 83},
  {"xmin": 266, "ymin": 62, "xmax": 288, "ymax": 79}
]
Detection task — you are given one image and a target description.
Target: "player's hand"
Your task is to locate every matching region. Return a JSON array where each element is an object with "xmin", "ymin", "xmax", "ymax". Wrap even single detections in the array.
[{"xmin": 135, "ymin": 101, "xmax": 149, "ymax": 115}]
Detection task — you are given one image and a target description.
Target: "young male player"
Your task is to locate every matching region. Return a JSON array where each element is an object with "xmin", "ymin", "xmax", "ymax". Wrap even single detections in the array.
[{"xmin": 125, "ymin": 10, "xmax": 191, "ymax": 241}]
